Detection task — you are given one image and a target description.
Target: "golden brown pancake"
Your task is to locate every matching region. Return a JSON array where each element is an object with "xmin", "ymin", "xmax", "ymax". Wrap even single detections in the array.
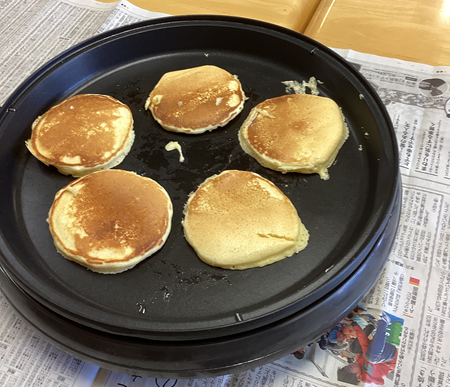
[
  {"xmin": 145, "ymin": 65, "xmax": 246, "ymax": 134},
  {"xmin": 239, "ymin": 94, "xmax": 349, "ymax": 180},
  {"xmin": 48, "ymin": 169, "xmax": 173, "ymax": 274},
  {"xmin": 26, "ymin": 94, "xmax": 134, "ymax": 177},
  {"xmin": 182, "ymin": 170, "xmax": 309, "ymax": 270}
]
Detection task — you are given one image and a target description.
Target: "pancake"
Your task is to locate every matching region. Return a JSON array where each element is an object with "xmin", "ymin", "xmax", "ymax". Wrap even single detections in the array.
[
  {"xmin": 182, "ymin": 170, "xmax": 309, "ymax": 270},
  {"xmin": 26, "ymin": 94, "xmax": 134, "ymax": 177},
  {"xmin": 238, "ymin": 94, "xmax": 349, "ymax": 180},
  {"xmin": 145, "ymin": 65, "xmax": 246, "ymax": 134},
  {"xmin": 48, "ymin": 169, "xmax": 173, "ymax": 274}
]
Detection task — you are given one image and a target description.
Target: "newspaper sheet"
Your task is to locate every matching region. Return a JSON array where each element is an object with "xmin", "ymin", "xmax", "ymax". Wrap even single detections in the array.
[
  {"xmin": 2, "ymin": 0, "xmax": 450, "ymax": 386},
  {"xmin": 0, "ymin": 289, "xmax": 99, "ymax": 386}
]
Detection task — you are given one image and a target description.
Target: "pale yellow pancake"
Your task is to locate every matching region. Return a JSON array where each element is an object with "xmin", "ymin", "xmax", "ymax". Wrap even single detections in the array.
[{"xmin": 182, "ymin": 170, "xmax": 309, "ymax": 270}]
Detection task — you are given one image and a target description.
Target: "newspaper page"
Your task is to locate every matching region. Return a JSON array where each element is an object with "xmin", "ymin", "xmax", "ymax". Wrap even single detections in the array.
[
  {"xmin": 2, "ymin": 1, "xmax": 450, "ymax": 387},
  {"xmin": 269, "ymin": 52, "xmax": 450, "ymax": 386},
  {"xmin": 0, "ymin": 289, "xmax": 99, "ymax": 386}
]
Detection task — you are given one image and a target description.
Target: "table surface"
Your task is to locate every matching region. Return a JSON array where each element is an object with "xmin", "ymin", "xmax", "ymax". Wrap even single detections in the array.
[
  {"xmin": 103, "ymin": 0, "xmax": 322, "ymax": 33},
  {"xmin": 305, "ymin": 0, "xmax": 450, "ymax": 66},
  {"xmin": 114, "ymin": 0, "xmax": 450, "ymax": 66}
]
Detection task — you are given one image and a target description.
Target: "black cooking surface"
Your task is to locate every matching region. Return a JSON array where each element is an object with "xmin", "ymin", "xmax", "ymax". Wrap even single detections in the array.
[
  {"xmin": 0, "ymin": 16, "xmax": 398, "ymax": 340},
  {"xmin": 0, "ymin": 183, "xmax": 401, "ymax": 378}
]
